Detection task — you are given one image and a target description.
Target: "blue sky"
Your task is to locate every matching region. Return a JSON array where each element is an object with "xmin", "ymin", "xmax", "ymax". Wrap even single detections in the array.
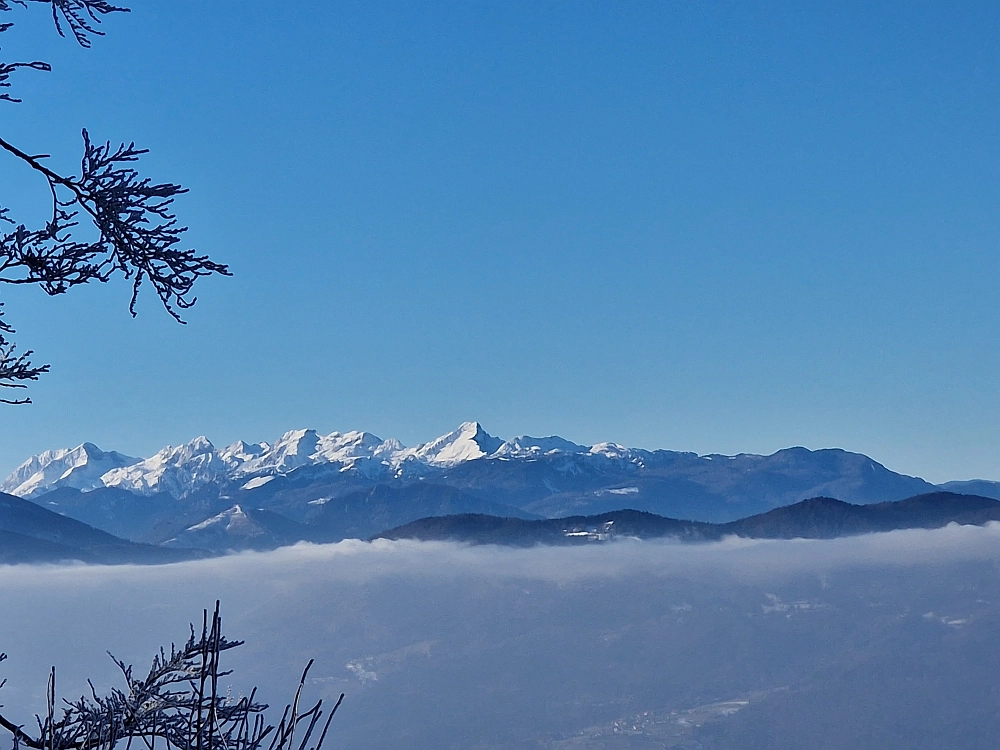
[{"xmin": 0, "ymin": 0, "xmax": 997, "ymax": 482}]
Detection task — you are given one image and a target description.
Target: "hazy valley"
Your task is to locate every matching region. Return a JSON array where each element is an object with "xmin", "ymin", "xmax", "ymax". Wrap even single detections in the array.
[{"xmin": 2, "ymin": 530, "xmax": 1000, "ymax": 749}]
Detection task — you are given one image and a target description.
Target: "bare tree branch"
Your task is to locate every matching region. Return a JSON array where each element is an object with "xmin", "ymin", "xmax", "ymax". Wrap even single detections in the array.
[
  {"xmin": 0, "ymin": 603, "xmax": 343, "ymax": 750},
  {"xmin": 0, "ymin": 1, "xmax": 128, "ymax": 48},
  {"xmin": 0, "ymin": 0, "xmax": 229, "ymax": 402},
  {"xmin": 0, "ymin": 302, "xmax": 47, "ymax": 403}
]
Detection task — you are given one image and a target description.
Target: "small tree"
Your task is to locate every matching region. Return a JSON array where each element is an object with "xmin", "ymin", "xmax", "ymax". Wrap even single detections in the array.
[
  {"xmin": 0, "ymin": 604, "xmax": 343, "ymax": 750},
  {"xmin": 0, "ymin": 1, "xmax": 230, "ymax": 403}
]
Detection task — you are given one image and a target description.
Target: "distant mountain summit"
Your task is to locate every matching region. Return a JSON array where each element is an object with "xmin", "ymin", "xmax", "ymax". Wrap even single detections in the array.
[
  {"xmin": 1, "ymin": 443, "xmax": 138, "ymax": 498},
  {"xmin": 162, "ymin": 504, "xmax": 311, "ymax": 552},
  {"xmin": 936, "ymin": 479, "xmax": 1000, "ymax": 502},
  {"xmin": 411, "ymin": 422, "xmax": 504, "ymax": 466},
  {"xmin": 101, "ymin": 436, "xmax": 229, "ymax": 497}
]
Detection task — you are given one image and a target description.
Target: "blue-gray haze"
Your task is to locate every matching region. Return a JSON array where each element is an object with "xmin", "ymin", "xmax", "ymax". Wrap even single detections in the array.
[{"xmin": 1, "ymin": 529, "xmax": 998, "ymax": 749}]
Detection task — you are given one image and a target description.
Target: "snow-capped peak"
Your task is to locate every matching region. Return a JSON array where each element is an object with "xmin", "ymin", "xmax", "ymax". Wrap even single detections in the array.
[
  {"xmin": 101, "ymin": 436, "xmax": 228, "ymax": 497},
  {"xmin": 495, "ymin": 435, "xmax": 589, "ymax": 458},
  {"xmin": 186, "ymin": 504, "xmax": 250, "ymax": 532},
  {"xmin": 409, "ymin": 422, "xmax": 503, "ymax": 467},
  {"xmin": 3, "ymin": 422, "xmax": 619, "ymax": 500},
  {"xmin": 220, "ymin": 440, "xmax": 269, "ymax": 465},
  {"xmin": 315, "ymin": 431, "xmax": 386, "ymax": 463},
  {"xmin": 235, "ymin": 429, "xmax": 321, "ymax": 476},
  {"xmin": 0, "ymin": 442, "xmax": 138, "ymax": 498},
  {"xmin": 588, "ymin": 442, "xmax": 632, "ymax": 460},
  {"xmin": 375, "ymin": 437, "xmax": 404, "ymax": 456}
]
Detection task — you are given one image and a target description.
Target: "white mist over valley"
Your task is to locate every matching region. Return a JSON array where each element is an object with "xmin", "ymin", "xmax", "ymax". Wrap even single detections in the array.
[{"xmin": 2, "ymin": 528, "xmax": 1000, "ymax": 749}]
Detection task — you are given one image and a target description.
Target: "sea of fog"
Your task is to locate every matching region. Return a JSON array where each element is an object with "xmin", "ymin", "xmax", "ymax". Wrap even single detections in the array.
[{"xmin": 2, "ymin": 526, "xmax": 1000, "ymax": 749}]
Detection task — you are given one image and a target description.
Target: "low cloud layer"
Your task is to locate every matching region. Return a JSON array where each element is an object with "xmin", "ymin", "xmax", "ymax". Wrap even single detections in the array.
[{"xmin": 2, "ymin": 526, "xmax": 1000, "ymax": 749}]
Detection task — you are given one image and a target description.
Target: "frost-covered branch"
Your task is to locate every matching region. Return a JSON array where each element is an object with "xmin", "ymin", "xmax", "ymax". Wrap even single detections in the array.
[
  {"xmin": 0, "ymin": 0, "xmax": 230, "ymax": 402},
  {"xmin": 0, "ymin": 603, "xmax": 343, "ymax": 750}
]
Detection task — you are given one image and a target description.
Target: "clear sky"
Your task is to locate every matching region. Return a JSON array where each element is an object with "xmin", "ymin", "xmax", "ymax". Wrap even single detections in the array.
[{"xmin": 0, "ymin": 0, "xmax": 997, "ymax": 483}]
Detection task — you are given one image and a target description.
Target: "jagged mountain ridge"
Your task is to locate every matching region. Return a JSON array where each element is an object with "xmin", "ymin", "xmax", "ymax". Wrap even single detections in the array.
[
  {"xmin": 9, "ymin": 422, "xmax": 993, "ymax": 548},
  {"xmin": 3, "ymin": 443, "xmax": 138, "ymax": 499},
  {"xmin": 5, "ymin": 422, "xmax": 940, "ymax": 506},
  {"xmin": 3, "ymin": 422, "xmax": 544, "ymax": 499}
]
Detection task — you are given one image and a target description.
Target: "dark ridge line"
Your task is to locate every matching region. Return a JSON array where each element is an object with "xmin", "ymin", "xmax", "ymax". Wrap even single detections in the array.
[{"xmin": 371, "ymin": 492, "xmax": 1000, "ymax": 546}]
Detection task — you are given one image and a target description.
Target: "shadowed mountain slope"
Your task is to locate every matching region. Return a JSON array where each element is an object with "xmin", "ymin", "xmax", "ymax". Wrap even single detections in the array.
[
  {"xmin": 0, "ymin": 528, "xmax": 96, "ymax": 564},
  {"xmin": 0, "ymin": 492, "xmax": 204, "ymax": 564},
  {"xmin": 937, "ymin": 479, "xmax": 1000, "ymax": 501},
  {"xmin": 34, "ymin": 486, "xmax": 183, "ymax": 542},
  {"xmin": 163, "ymin": 505, "xmax": 313, "ymax": 551},
  {"xmin": 372, "ymin": 509, "xmax": 710, "ymax": 546},
  {"xmin": 430, "ymin": 446, "xmax": 937, "ymax": 520},
  {"xmin": 147, "ymin": 484, "xmax": 536, "ymax": 553},
  {"xmin": 305, "ymin": 483, "xmax": 537, "ymax": 543},
  {"xmin": 723, "ymin": 492, "xmax": 1000, "ymax": 539}
]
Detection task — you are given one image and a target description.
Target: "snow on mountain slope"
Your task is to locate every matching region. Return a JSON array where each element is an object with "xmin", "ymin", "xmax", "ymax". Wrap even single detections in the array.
[
  {"xmin": 317, "ymin": 431, "xmax": 388, "ymax": 462},
  {"xmin": 223, "ymin": 431, "xmax": 391, "ymax": 478},
  {"xmin": 101, "ymin": 437, "xmax": 230, "ymax": 497},
  {"xmin": 234, "ymin": 429, "xmax": 322, "ymax": 475},
  {"xmin": 495, "ymin": 435, "xmax": 589, "ymax": 458},
  {"xmin": 4, "ymin": 424, "xmax": 505, "ymax": 499},
  {"xmin": 219, "ymin": 440, "xmax": 269, "ymax": 465},
  {"xmin": 407, "ymin": 421, "xmax": 504, "ymax": 466},
  {"xmin": 588, "ymin": 442, "xmax": 640, "ymax": 461},
  {"xmin": 1, "ymin": 443, "xmax": 138, "ymax": 499},
  {"xmin": 163, "ymin": 504, "xmax": 310, "ymax": 551},
  {"xmin": 2, "ymin": 423, "xmax": 951, "ymax": 510}
]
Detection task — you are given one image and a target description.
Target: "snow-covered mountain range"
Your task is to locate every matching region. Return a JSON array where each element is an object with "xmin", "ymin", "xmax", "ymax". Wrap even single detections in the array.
[
  {"xmin": 3, "ymin": 443, "xmax": 138, "ymax": 499},
  {"xmin": 2, "ymin": 422, "xmax": 616, "ymax": 500},
  {"xmin": 5, "ymin": 422, "xmax": 1000, "ymax": 553}
]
